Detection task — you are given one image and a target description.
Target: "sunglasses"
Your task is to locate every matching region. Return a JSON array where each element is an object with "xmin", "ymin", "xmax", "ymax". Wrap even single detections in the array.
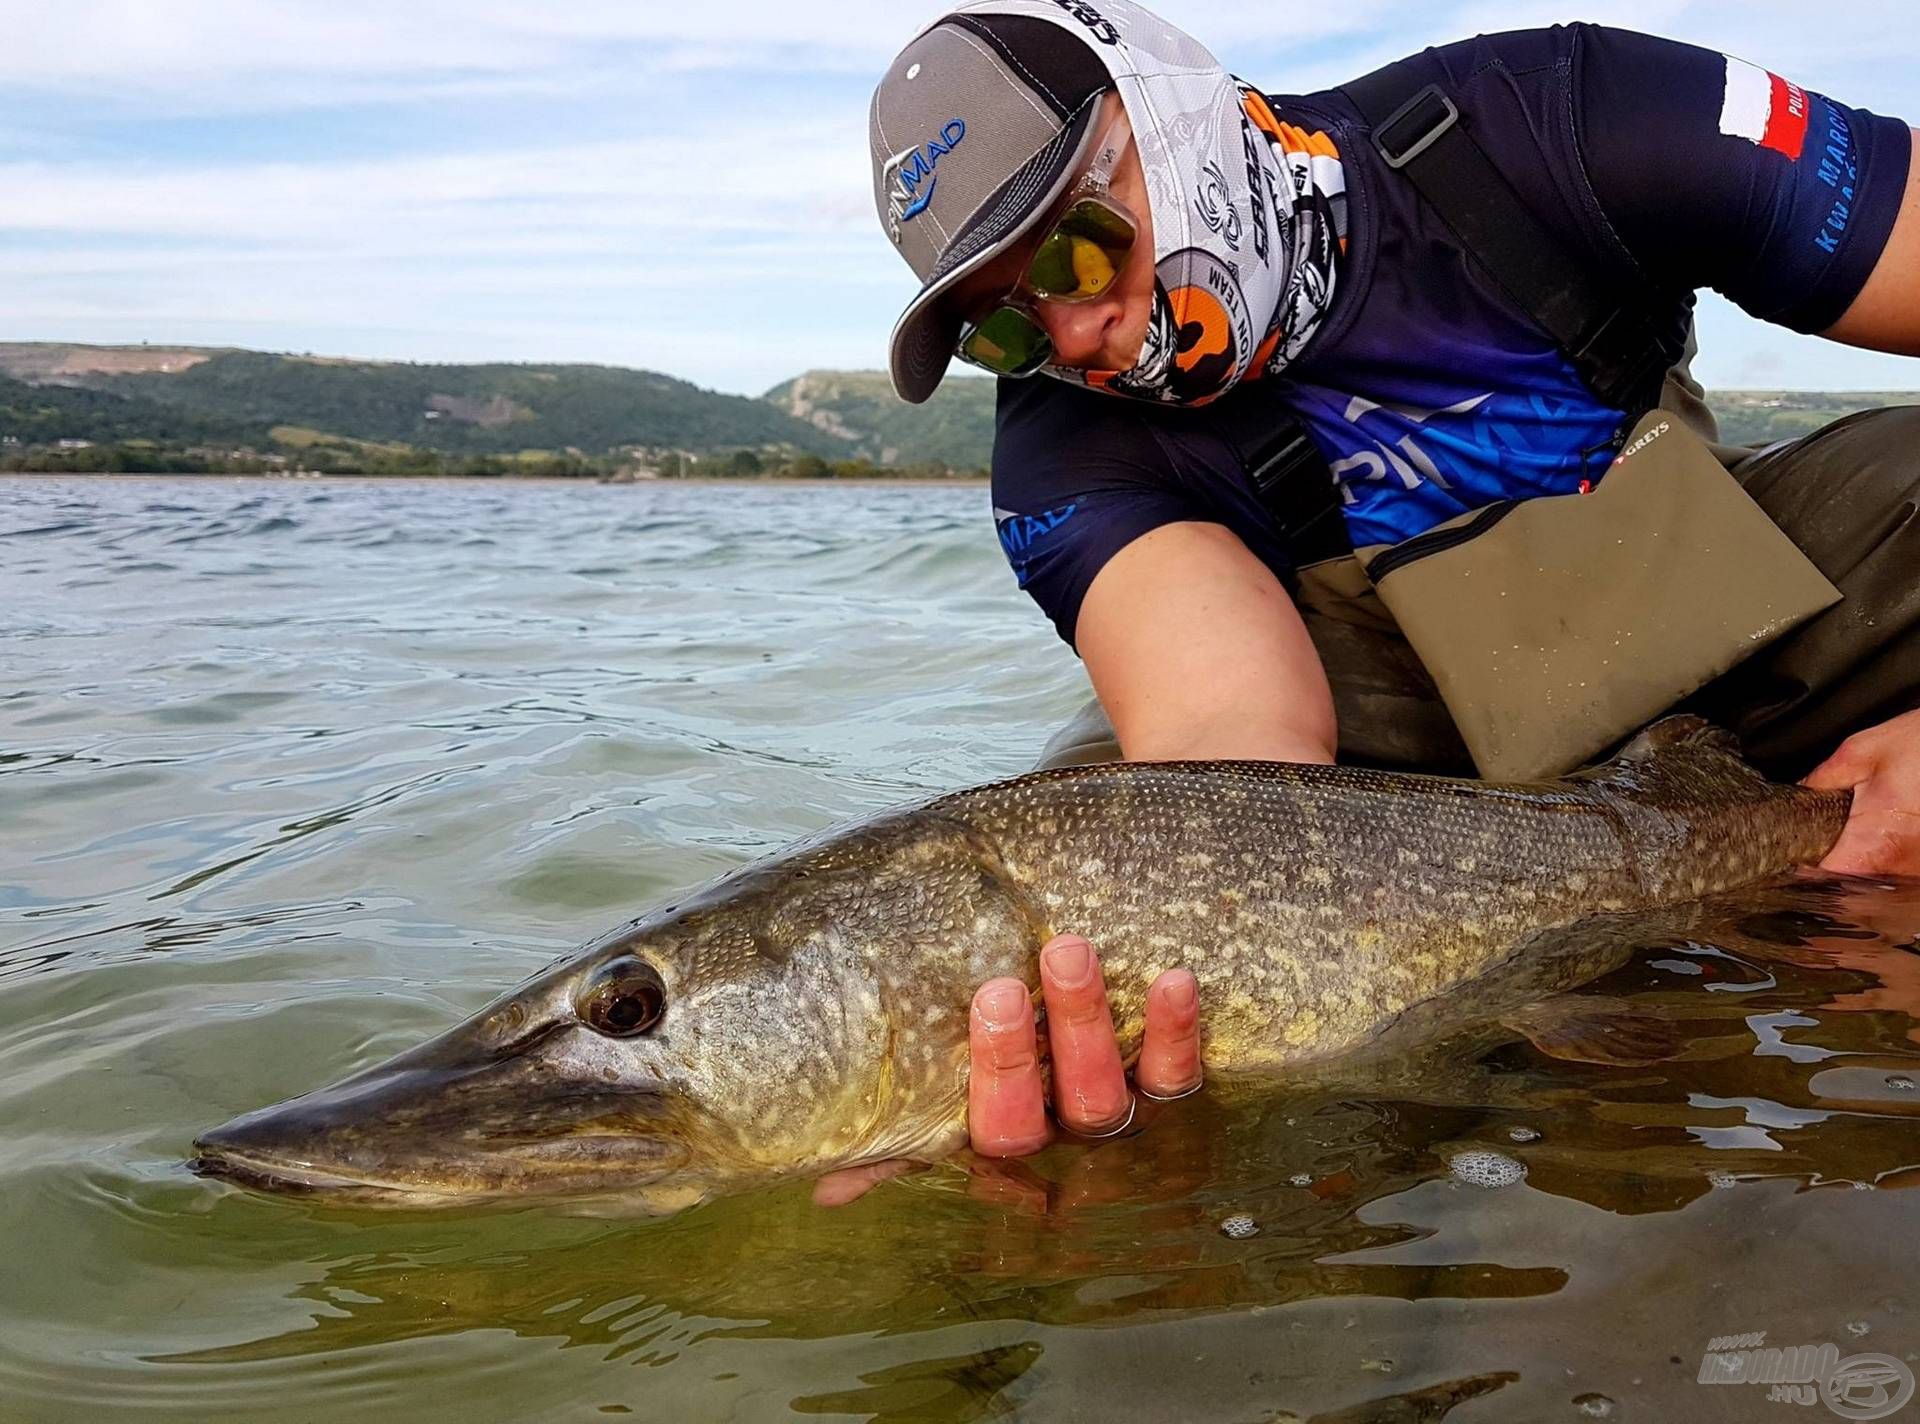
[{"xmin": 955, "ymin": 104, "xmax": 1139, "ymax": 379}]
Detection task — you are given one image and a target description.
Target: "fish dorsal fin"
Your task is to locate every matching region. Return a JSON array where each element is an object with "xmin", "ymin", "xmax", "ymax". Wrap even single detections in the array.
[
  {"xmin": 1614, "ymin": 715, "xmax": 1745, "ymax": 765},
  {"xmin": 1573, "ymin": 715, "xmax": 1765, "ymax": 799}
]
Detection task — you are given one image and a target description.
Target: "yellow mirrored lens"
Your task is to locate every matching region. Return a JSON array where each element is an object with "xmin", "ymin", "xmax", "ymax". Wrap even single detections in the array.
[
  {"xmin": 1068, "ymin": 237, "xmax": 1116, "ymax": 296},
  {"xmin": 1024, "ymin": 199, "xmax": 1134, "ymax": 300},
  {"xmin": 959, "ymin": 306, "xmax": 1050, "ymax": 375}
]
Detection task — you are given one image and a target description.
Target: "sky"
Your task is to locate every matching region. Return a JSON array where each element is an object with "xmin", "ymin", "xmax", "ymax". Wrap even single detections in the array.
[{"xmin": 4, "ymin": 0, "xmax": 1917, "ymax": 397}]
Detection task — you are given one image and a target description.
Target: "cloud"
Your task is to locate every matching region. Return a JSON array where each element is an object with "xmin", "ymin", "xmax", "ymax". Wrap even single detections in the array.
[
  {"xmin": 0, "ymin": 121, "xmax": 872, "ymax": 243},
  {"xmin": 1, "ymin": 0, "xmax": 1915, "ymax": 392},
  {"xmin": 4, "ymin": 0, "xmax": 918, "ymax": 111}
]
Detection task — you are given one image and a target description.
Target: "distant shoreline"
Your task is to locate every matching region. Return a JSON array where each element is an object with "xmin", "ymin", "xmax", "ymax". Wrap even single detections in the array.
[{"xmin": 0, "ymin": 470, "xmax": 990, "ymax": 488}]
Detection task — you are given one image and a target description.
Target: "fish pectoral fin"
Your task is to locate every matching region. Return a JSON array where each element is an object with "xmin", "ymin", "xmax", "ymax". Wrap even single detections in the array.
[{"xmin": 1502, "ymin": 997, "xmax": 1684, "ymax": 1067}]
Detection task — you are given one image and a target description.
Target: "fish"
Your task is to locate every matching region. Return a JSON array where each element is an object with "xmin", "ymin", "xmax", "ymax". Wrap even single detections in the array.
[{"xmin": 190, "ymin": 716, "xmax": 1848, "ymax": 1210}]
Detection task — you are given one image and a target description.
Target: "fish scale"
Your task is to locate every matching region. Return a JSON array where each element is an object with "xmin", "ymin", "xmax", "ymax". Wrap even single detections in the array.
[
  {"xmin": 191, "ymin": 716, "xmax": 1848, "ymax": 1208},
  {"xmin": 937, "ymin": 743, "xmax": 1792, "ymax": 1068}
]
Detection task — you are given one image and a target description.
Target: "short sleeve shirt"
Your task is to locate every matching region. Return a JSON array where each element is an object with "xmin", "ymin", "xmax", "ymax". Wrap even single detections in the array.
[{"xmin": 990, "ymin": 24, "xmax": 1911, "ymax": 646}]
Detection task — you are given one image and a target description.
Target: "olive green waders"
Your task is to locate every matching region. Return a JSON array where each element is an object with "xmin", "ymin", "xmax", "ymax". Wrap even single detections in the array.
[{"xmin": 1035, "ymin": 394, "xmax": 1920, "ymax": 782}]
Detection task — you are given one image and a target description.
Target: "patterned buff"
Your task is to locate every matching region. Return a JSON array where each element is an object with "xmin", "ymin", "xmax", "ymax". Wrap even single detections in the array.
[{"xmin": 957, "ymin": 0, "xmax": 1346, "ymax": 407}]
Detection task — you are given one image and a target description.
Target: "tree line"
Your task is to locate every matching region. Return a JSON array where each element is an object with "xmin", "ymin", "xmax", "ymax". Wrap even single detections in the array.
[{"xmin": 1, "ymin": 442, "xmax": 986, "ymax": 480}]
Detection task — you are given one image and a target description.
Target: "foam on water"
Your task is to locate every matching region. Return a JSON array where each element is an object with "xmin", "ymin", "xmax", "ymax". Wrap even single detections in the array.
[{"xmin": 1447, "ymin": 1150, "xmax": 1528, "ymax": 1189}]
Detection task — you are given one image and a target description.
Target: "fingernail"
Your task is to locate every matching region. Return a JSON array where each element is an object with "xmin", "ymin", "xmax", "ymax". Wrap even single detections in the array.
[
  {"xmin": 1069, "ymin": 1095, "xmax": 1137, "ymax": 1138},
  {"xmin": 1165, "ymin": 973, "xmax": 1196, "ymax": 1012},
  {"xmin": 977, "ymin": 980, "xmax": 1028, "ymax": 1023},
  {"xmin": 1045, "ymin": 938, "xmax": 1093, "ymax": 988}
]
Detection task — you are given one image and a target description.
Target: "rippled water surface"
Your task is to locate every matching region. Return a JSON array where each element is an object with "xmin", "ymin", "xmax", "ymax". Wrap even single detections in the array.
[{"xmin": 5, "ymin": 474, "xmax": 1920, "ymax": 1423}]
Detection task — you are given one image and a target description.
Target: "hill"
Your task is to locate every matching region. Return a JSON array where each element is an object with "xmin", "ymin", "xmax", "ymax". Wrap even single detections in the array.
[
  {"xmin": 765, "ymin": 373, "xmax": 1920, "ymax": 468},
  {"xmin": 0, "ymin": 341, "xmax": 1911, "ymax": 476},
  {"xmin": 0, "ymin": 372, "xmax": 263, "ymax": 446},
  {"xmin": 0, "ymin": 342, "xmax": 227, "ymax": 382},
  {"xmin": 84, "ymin": 350, "xmax": 847, "ymax": 458},
  {"xmin": 1708, "ymin": 390, "xmax": 1918, "ymax": 447},
  {"xmin": 762, "ymin": 369, "xmax": 996, "ymax": 469}
]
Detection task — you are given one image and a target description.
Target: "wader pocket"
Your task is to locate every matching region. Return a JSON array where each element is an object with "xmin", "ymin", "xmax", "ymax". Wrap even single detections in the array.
[{"xmin": 1360, "ymin": 411, "xmax": 1842, "ymax": 780}]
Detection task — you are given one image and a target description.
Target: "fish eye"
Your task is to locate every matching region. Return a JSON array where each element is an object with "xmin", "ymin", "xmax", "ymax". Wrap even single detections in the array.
[{"xmin": 579, "ymin": 960, "xmax": 666, "ymax": 1038}]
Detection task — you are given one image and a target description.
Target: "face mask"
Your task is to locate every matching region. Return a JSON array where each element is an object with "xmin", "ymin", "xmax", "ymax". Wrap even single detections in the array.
[{"xmin": 955, "ymin": 0, "xmax": 1346, "ymax": 407}]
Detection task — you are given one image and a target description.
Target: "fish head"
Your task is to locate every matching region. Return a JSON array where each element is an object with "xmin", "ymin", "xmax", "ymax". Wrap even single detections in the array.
[{"xmin": 193, "ymin": 814, "xmax": 1032, "ymax": 1208}]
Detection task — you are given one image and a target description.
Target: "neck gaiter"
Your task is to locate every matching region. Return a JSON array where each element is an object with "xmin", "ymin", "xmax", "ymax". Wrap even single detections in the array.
[{"xmin": 961, "ymin": 0, "xmax": 1347, "ymax": 407}]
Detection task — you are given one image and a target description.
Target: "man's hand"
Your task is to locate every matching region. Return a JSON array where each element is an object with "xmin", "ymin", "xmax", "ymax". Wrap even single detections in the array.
[
  {"xmin": 1804, "ymin": 707, "xmax": 1920, "ymax": 876},
  {"xmin": 812, "ymin": 934, "xmax": 1202, "ymax": 1206},
  {"xmin": 969, "ymin": 933, "xmax": 1201, "ymax": 1153}
]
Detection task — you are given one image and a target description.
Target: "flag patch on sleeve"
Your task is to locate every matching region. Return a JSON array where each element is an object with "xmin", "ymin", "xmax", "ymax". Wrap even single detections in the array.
[{"xmin": 1719, "ymin": 54, "xmax": 1810, "ymax": 160}]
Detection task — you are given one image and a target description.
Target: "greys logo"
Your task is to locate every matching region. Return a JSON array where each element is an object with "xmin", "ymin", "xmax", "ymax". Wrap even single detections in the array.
[{"xmin": 1614, "ymin": 419, "xmax": 1672, "ymax": 463}]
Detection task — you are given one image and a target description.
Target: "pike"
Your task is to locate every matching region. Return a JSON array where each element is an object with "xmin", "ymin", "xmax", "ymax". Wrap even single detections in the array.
[{"xmin": 191, "ymin": 717, "xmax": 1847, "ymax": 1210}]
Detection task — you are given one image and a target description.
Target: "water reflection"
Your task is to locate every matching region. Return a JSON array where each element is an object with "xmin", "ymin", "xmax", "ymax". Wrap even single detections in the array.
[
  {"xmin": 7, "ymin": 480, "xmax": 1920, "ymax": 1421},
  {"xmin": 98, "ymin": 878, "xmax": 1913, "ymax": 1420}
]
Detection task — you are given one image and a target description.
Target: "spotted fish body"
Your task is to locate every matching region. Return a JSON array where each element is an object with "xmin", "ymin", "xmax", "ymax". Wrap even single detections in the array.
[{"xmin": 192, "ymin": 718, "xmax": 1847, "ymax": 1207}]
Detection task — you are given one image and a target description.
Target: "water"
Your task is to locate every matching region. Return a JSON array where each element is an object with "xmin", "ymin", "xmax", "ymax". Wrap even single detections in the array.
[{"xmin": 5, "ymin": 474, "xmax": 1920, "ymax": 1422}]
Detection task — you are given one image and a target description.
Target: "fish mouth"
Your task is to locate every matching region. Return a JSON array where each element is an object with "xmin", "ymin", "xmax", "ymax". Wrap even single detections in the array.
[
  {"xmin": 190, "ymin": 1032, "xmax": 698, "ymax": 1205},
  {"xmin": 188, "ymin": 1132, "xmax": 712, "ymax": 1215},
  {"xmin": 190, "ymin": 972, "xmax": 711, "ymax": 1207},
  {"xmin": 189, "ymin": 1126, "xmax": 697, "ymax": 1206},
  {"xmin": 187, "ymin": 1145, "xmax": 454, "ymax": 1205}
]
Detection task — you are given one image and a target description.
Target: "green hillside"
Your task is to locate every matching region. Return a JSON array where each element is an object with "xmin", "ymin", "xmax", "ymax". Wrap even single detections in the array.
[
  {"xmin": 763, "ymin": 373, "xmax": 1920, "ymax": 469},
  {"xmin": 0, "ymin": 373, "xmax": 263, "ymax": 446},
  {"xmin": 0, "ymin": 341, "xmax": 1911, "ymax": 476},
  {"xmin": 92, "ymin": 351, "xmax": 847, "ymax": 457},
  {"xmin": 1709, "ymin": 390, "xmax": 1918, "ymax": 448},
  {"xmin": 762, "ymin": 369, "xmax": 997, "ymax": 469}
]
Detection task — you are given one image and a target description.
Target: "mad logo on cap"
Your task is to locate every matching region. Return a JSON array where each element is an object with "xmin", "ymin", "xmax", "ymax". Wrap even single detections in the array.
[{"xmin": 884, "ymin": 118, "xmax": 968, "ymax": 240}]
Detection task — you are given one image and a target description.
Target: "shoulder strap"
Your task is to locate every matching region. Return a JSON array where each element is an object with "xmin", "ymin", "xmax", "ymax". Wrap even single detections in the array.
[
  {"xmin": 1202, "ymin": 383, "xmax": 1350, "ymax": 566},
  {"xmin": 1340, "ymin": 57, "xmax": 1689, "ymax": 413}
]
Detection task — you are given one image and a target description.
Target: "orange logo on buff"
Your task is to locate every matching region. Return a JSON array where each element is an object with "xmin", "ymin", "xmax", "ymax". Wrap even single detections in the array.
[{"xmin": 1166, "ymin": 281, "xmax": 1237, "ymax": 400}]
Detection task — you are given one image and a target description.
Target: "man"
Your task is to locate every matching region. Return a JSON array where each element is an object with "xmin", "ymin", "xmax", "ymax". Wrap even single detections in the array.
[{"xmin": 821, "ymin": 0, "xmax": 1920, "ymax": 1199}]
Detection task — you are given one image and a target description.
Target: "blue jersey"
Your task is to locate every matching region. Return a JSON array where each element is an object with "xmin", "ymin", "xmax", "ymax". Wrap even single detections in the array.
[{"xmin": 991, "ymin": 25, "xmax": 1910, "ymax": 645}]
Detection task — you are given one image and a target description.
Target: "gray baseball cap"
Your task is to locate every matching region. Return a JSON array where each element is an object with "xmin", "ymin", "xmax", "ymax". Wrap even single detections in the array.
[{"xmin": 870, "ymin": 10, "xmax": 1112, "ymax": 403}]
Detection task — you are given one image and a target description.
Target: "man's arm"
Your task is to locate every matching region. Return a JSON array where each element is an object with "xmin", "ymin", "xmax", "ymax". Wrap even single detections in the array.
[
  {"xmin": 1799, "ymin": 136, "xmax": 1920, "ymax": 875},
  {"xmin": 970, "ymin": 526, "xmax": 1330, "ymax": 1153},
  {"xmin": 1822, "ymin": 131, "xmax": 1920, "ymax": 355},
  {"xmin": 1075, "ymin": 520, "xmax": 1337, "ymax": 764}
]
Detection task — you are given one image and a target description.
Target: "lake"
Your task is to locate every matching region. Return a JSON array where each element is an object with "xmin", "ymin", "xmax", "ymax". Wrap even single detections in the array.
[{"xmin": 4, "ymin": 474, "xmax": 1918, "ymax": 1422}]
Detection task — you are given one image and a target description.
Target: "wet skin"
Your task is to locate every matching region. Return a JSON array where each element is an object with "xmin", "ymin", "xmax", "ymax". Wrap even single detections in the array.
[
  {"xmin": 1804, "ymin": 707, "xmax": 1920, "ymax": 879},
  {"xmin": 813, "ymin": 935, "xmax": 1201, "ymax": 1206}
]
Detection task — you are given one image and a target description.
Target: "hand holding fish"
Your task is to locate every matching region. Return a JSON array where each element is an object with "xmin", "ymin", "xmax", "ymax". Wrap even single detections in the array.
[
  {"xmin": 967, "ymin": 934, "xmax": 1204, "ymax": 1153},
  {"xmin": 1804, "ymin": 707, "xmax": 1920, "ymax": 876},
  {"xmin": 812, "ymin": 935, "xmax": 1202, "ymax": 1206}
]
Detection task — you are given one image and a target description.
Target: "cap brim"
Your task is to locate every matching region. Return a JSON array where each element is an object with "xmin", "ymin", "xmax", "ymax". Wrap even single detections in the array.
[{"xmin": 887, "ymin": 98, "xmax": 1103, "ymax": 404}]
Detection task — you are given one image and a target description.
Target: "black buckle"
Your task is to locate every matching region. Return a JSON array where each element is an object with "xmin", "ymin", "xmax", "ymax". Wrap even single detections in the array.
[
  {"xmin": 1240, "ymin": 422, "xmax": 1348, "ymax": 563},
  {"xmin": 1573, "ymin": 306, "xmax": 1679, "ymax": 407},
  {"xmin": 1248, "ymin": 428, "xmax": 1318, "ymax": 501},
  {"xmin": 1374, "ymin": 84, "xmax": 1458, "ymax": 169}
]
